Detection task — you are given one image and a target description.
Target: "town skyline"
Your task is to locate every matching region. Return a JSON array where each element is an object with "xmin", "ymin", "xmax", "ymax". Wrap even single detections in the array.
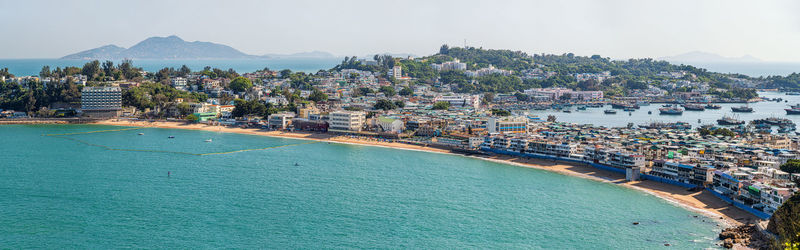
[{"xmin": 2, "ymin": 0, "xmax": 800, "ymax": 62}]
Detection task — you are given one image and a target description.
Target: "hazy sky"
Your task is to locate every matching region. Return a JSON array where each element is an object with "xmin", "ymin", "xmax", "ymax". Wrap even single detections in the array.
[{"xmin": 1, "ymin": 0, "xmax": 799, "ymax": 61}]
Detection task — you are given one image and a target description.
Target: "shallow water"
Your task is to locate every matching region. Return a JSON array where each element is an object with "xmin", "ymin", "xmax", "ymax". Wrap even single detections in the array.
[{"xmin": 0, "ymin": 125, "xmax": 721, "ymax": 248}]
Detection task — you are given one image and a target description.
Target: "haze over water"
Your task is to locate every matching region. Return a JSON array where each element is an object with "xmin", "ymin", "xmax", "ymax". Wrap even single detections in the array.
[{"xmin": 1, "ymin": 125, "xmax": 720, "ymax": 248}]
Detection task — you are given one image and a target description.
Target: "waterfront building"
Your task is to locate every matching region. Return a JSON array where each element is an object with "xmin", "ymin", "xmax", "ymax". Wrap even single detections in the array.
[
  {"xmin": 487, "ymin": 116, "xmax": 527, "ymax": 134},
  {"xmin": 81, "ymin": 86, "xmax": 122, "ymax": 117},
  {"xmin": 375, "ymin": 116, "xmax": 404, "ymax": 133},
  {"xmin": 524, "ymin": 88, "xmax": 603, "ymax": 100},
  {"xmin": 329, "ymin": 111, "xmax": 366, "ymax": 132},
  {"xmin": 268, "ymin": 112, "xmax": 295, "ymax": 130}
]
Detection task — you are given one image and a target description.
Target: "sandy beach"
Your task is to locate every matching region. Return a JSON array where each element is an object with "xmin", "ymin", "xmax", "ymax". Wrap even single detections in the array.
[{"xmin": 90, "ymin": 119, "xmax": 760, "ymax": 227}]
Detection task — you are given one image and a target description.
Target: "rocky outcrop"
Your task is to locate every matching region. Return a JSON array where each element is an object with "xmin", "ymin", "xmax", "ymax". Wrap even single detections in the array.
[{"xmin": 718, "ymin": 224, "xmax": 772, "ymax": 249}]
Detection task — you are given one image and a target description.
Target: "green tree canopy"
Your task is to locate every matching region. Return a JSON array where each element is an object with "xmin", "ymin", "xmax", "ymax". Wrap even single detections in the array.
[{"xmin": 229, "ymin": 77, "xmax": 253, "ymax": 93}]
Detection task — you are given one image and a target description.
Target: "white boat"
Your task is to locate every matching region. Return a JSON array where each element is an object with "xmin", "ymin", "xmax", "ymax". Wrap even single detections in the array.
[
  {"xmin": 138, "ymin": 133, "xmax": 144, "ymax": 135},
  {"xmin": 204, "ymin": 139, "xmax": 212, "ymax": 142}
]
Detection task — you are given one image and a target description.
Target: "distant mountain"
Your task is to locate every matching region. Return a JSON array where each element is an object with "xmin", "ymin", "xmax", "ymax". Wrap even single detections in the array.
[
  {"xmin": 263, "ymin": 51, "xmax": 337, "ymax": 59},
  {"xmin": 660, "ymin": 51, "xmax": 762, "ymax": 63},
  {"xmin": 360, "ymin": 53, "xmax": 417, "ymax": 59},
  {"xmin": 62, "ymin": 45, "xmax": 126, "ymax": 60},
  {"xmin": 61, "ymin": 35, "xmax": 259, "ymax": 60}
]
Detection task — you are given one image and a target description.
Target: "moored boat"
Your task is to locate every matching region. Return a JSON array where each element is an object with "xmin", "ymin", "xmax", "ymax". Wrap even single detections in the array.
[
  {"xmin": 716, "ymin": 115, "xmax": 744, "ymax": 125},
  {"xmin": 704, "ymin": 103, "xmax": 721, "ymax": 109},
  {"xmin": 682, "ymin": 103, "xmax": 706, "ymax": 111},
  {"xmin": 604, "ymin": 109, "xmax": 617, "ymax": 114},
  {"xmin": 659, "ymin": 106, "xmax": 683, "ymax": 115},
  {"xmin": 731, "ymin": 106, "xmax": 753, "ymax": 112}
]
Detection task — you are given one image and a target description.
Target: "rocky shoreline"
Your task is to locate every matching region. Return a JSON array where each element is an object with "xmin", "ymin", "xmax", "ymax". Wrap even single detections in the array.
[{"xmin": 719, "ymin": 224, "xmax": 774, "ymax": 249}]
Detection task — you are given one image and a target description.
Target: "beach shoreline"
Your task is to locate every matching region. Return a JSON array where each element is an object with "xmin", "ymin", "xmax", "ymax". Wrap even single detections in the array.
[{"xmin": 60, "ymin": 119, "xmax": 762, "ymax": 227}]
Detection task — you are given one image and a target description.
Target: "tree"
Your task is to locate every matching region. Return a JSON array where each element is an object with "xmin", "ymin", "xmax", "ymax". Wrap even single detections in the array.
[
  {"xmin": 379, "ymin": 86, "xmax": 396, "ymax": 97},
  {"xmin": 229, "ymin": 77, "xmax": 253, "ymax": 93},
  {"xmin": 780, "ymin": 159, "xmax": 800, "ymax": 174},
  {"xmin": 491, "ymin": 109, "xmax": 511, "ymax": 116},
  {"xmin": 432, "ymin": 101, "xmax": 450, "ymax": 110},
  {"xmin": 232, "ymin": 99, "xmax": 267, "ymax": 118},
  {"xmin": 185, "ymin": 114, "xmax": 199, "ymax": 122},
  {"xmin": 374, "ymin": 99, "xmax": 397, "ymax": 110},
  {"xmin": 308, "ymin": 89, "xmax": 328, "ymax": 102},
  {"xmin": 178, "ymin": 65, "xmax": 191, "ymax": 76},
  {"xmin": 439, "ymin": 44, "xmax": 450, "ymax": 55},
  {"xmin": 399, "ymin": 87, "xmax": 414, "ymax": 96},
  {"xmin": 768, "ymin": 193, "xmax": 800, "ymax": 249},
  {"xmin": 482, "ymin": 93, "xmax": 494, "ymax": 105},
  {"xmin": 394, "ymin": 100, "xmax": 405, "ymax": 108}
]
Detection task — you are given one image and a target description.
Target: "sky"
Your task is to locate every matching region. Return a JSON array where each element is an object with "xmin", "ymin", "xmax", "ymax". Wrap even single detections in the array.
[{"xmin": 1, "ymin": 0, "xmax": 799, "ymax": 61}]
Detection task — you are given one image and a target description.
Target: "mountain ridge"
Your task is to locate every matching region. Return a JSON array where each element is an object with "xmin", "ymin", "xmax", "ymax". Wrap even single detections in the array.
[{"xmin": 61, "ymin": 36, "xmax": 260, "ymax": 60}]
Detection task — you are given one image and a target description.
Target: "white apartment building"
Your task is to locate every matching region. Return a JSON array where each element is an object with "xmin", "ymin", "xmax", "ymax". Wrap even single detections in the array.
[
  {"xmin": 433, "ymin": 94, "xmax": 481, "ymax": 109},
  {"xmin": 171, "ymin": 77, "xmax": 188, "ymax": 90},
  {"xmin": 329, "ymin": 111, "xmax": 366, "ymax": 132},
  {"xmin": 487, "ymin": 116, "xmax": 527, "ymax": 134}
]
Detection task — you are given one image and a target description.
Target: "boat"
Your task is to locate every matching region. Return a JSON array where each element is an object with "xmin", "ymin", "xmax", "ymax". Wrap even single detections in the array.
[
  {"xmin": 704, "ymin": 103, "xmax": 721, "ymax": 109},
  {"xmin": 138, "ymin": 133, "xmax": 144, "ymax": 135},
  {"xmin": 717, "ymin": 115, "xmax": 744, "ymax": 125},
  {"xmin": 786, "ymin": 92, "xmax": 800, "ymax": 95},
  {"xmin": 611, "ymin": 102, "xmax": 639, "ymax": 109},
  {"xmin": 647, "ymin": 111, "xmax": 652, "ymax": 114},
  {"xmin": 623, "ymin": 107, "xmax": 636, "ymax": 112},
  {"xmin": 731, "ymin": 106, "xmax": 753, "ymax": 112},
  {"xmin": 604, "ymin": 109, "xmax": 617, "ymax": 114},
  {"xmin": 790, "ymin": 104, "xmax": 800, "ymax": 109},
  {"xmin": 576, "ymin": 105, "xmax": 587, "ymax": 110},
  {"xmin": 786, "ymin": 108, "xmax": 800, "ymax": 115},
  {"xmin": 636, "ymin": 101, "xmax": 650, "ymax": 106},
  {"xmin": 586, "ymin": 103, "xmax": 604, "ymax": 108},
  {"xmin": 778, "ymin": 126, "xmax": 795, "ymax": 133},
  {"xmin": 168, "ymin": 136, "xmax": 175, "ymax": 139},
  {"xmin": 659, "ymin": 106, "xmax": 683, "ymax": 115},
  {"xmin": 682, "ymin": 103, "xmax": 705, "ymax": 111},
  {"xmin": 563, "ymin": 110, "xmax": 572, "ymax": 113},
  {"xmin": 204, "ymin": 139, "xmax": 212, "ymax": 142}
]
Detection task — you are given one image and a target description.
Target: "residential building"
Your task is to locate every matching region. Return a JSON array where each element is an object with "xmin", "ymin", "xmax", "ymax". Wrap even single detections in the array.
[
  {"xmin": 329, "ymin": 111, "xmax": 366, "ymax": 132},
  {"xmin": 487, "ymin": 116, "xmax": 527, "ymax": 134},
  {"xmin": 81, "ymin": 86, "xmax": 122, "ymax": 117}
]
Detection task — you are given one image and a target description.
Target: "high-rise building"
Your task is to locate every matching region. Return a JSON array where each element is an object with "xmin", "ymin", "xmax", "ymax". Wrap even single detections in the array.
[
  {"xmin": 389, "ymin": 66, "xmax": 402, "ymax": 78},
  {"xmin": 81, "ymin": 86, "xmax": 122, "ymax": 117}
]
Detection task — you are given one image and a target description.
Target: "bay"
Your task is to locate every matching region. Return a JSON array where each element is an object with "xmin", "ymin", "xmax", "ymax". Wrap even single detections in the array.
[{"xmin": 0, "ymin": 125, "xmax": 720, "ymax": 248}]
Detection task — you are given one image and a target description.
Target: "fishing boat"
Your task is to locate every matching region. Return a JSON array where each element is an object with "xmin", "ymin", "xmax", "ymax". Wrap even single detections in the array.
[
  {"xmin": 704, "ymin": 103, "xmax": 721, "ymax": 109},
  {"xmin": 659, "ymin": 106, "xmax": 683, "ymax": 115},
  {"xmin": 786, "ymin": 107, "xmax": 800, "ymax": 115},
  {"xmin": 786, "ymin": 92, "xmax": 800, "ymax": 95},
  {"xmin": 682, "ymin": 103, "xmax": 706, "ymax": 111},
  {"xmin": 731, "ymin": 106, "xmax": 753, "ymax": 112},
  {"xmin": 604, "ymin": 109, "xmax": 617, "ymax": 114},
  {"xmin": 716, "ymin": 115, "xmax": 744, "ymax": 125}
]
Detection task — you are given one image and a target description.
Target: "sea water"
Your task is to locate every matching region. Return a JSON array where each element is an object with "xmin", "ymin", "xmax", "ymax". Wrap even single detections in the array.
[{"xmin": 0, "ymin": 125, "xmax": 721, "ymax": 248}]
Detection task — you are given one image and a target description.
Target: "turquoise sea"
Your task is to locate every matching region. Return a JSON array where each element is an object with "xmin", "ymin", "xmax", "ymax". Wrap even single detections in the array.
[{"xmin": 0, "ymin": 125, "xmax": 721, "ymax": 248}]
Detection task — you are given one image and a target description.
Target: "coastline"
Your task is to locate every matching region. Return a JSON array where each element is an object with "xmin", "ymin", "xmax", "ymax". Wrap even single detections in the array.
[{"xmin": 24, "ymin": 119, "xmax": 762, "ymax": 227}]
